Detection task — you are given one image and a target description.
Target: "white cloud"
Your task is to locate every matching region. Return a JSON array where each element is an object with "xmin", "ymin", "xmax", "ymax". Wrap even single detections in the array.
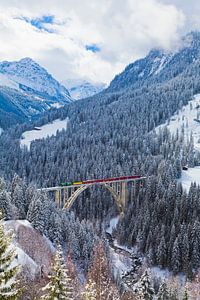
[{"xmin": 0, "ymin": 0, "xmax": 185, "ymax": 83}]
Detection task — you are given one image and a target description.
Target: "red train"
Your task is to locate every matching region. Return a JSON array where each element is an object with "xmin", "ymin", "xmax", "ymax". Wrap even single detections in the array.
[{"xmin": 60, "ymin": 175, "xmax": 143, "ymax": 187}]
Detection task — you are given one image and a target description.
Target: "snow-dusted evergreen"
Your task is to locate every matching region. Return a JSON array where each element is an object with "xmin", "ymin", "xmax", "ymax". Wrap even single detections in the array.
[
  {"xmin": 136, "ymin": 269, "xmax": 154, "ymax": 300},
  {"xmin": 87, "ymin": 242, "xmax": 120, "ymax": 300},
  {"xmin": 157, "ymin": 281, "xmax": 170, "ymax": 300},
  {"xmin": 41, "ymin": 245, "xmax": 74, "ymax": 300},
  {"xmin": 82, "ymin": 279, "xmax": 97, "ymax": 300},
  {"xmin": 0, "ymin": 211, "xmax": 21, "ymax": 299}
]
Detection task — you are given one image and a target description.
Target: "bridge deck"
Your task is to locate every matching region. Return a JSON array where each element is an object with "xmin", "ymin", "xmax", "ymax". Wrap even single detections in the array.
[{"xmin": 38, "ymin": 176, "xmax": 146, "ymax": 192}]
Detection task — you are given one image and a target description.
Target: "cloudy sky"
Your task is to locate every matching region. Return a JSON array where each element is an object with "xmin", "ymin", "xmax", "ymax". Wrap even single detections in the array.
[{"xmin": 0, "ymin": 0, "xmax": 199, "ymax": 84}]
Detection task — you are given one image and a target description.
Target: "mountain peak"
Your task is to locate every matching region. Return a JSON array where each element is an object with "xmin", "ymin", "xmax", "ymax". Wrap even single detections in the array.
[
  {"xmin": 19, "ymin": 57, "xmax": 38, "ymax": 65},
  {"xmin": 108, "ymin": 31, "xmax": 200, "ymax": 92},
  {"xmin": 62, "ymin": 78, "xmax": 106, "ymax": 100},
  {"xmin": 0, "ymin": 57, "xmax": 72, "ymax": 101}
]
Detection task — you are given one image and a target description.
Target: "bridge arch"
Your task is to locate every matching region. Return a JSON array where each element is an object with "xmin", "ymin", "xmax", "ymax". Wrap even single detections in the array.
[{"xmin": 63, "ymin": 183, "xmax": 124, "ymax": 212}]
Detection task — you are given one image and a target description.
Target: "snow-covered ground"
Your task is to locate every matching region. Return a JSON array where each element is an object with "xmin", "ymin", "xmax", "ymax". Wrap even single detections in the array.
[
  {"xmin": 178, "ymin": 166, "xmax": 200, "ymax": 192},
  {"xmin": 156, "ymin": 94, "xmax": 200, "ymax": 191},
  {"xmin": 157, "ymin": 94, "xmax": 200, "ymax": 151},
  {"xmin": 106, "ymin": 216, "xmax": 120, "ymax": 234},
  {"xmin": 106, "ymin": 216, "xmax": 134, "ymax": 278},
  {"xmin": 151, "ymin": 267, "xmax": 185, "ymax": 286},
  {"xmin": 110, "ymin": 247, "xmax": 132, "ymax": 277},
  {"xmin": 20, "ymin": 118, "xmax": 68, "ymax": 150}
]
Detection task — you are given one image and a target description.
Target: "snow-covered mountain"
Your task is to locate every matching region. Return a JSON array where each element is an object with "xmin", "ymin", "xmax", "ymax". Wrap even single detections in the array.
[
  {"xmin": 0, "ymin": 58, "xmax": 72, "ymax": 129},
  {"xmin": 0, "ymin": 58, "xmax": 72, "ymax": 102},
  {"xmin": 62, "ymin": 78, "xmax": 106, "ymax": 100},
  {"xmin": 108, "ymin": 31, "xmax": 200, "ymax": 92}
]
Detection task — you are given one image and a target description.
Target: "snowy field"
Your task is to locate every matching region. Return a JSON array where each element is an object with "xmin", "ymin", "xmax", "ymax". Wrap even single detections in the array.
[
  {"xmin": 156, "ymin": 94, "xmax": 200, "ymax": 191},
  {"xmin": 178, "ymin": 166, "xmax": 200, "ymax": 192},
  {"xmin": 20, "ymin": 118, "xmax": 68, "ymax": 150},
  {"xmin": 157, "ymin": 94, "xmax": 200, "ymax": 151}
]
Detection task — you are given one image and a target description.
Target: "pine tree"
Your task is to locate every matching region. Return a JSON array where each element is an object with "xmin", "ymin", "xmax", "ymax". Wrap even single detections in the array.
[
  {"xmin": 157, "ymin": 237, "xmax": 167, "ymax": 268},
  {"xmin": 171, "ymin": 238, "xmax": 181, "ymax": 274},
  {"xmin": 10, "ymin": 175, "xmax": 26, "ymax": 219},
  {"xmin": 88, "ymin": 242, "xmax": 119, "ymax": 300},
  {"xmin": 182, "ymin": 288, "xmax": 189, "ymax": 300},
  {"xmin": 136, "ymin": 269, "xmax": 154, "ymax": 300},
  {"xmin": 82, "ymin": 279, "xmax": 97, "ymax": 300},
  {"xmin": 41, "ymin": 245, "xmax": 74, "ymax": 300},
  {"xmin": 0, "ymin": 190, "xmax": 12, "ymax": 220},
  {"xmin": 0, "ymin": 211, "xmax": 21, "ymax": 299},
  {"xmin": 66, "ymin": 253, "xmax": 81, "ymax": 299},
  {"xmin": 157, "ymin": 281, "xmax": 170, "ymax": 300},
  {"xmin": 27, "ymin": 193, "xmax": 46, "ymax": 233}
]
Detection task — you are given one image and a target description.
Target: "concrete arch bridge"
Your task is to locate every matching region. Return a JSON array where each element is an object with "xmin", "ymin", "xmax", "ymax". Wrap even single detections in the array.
[{"xmin": 39, "ymin": 175, "xmax": 146, "ymax": 213}]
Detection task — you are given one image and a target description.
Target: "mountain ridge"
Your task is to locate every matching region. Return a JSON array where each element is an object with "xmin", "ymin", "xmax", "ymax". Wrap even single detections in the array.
[
  {"xmin": 62, "ymin": 78, "xmax": 106, "ymax": 100},
  {"xmin": 108, "ymin": 31, "xmax": 200, "ymax": 92},
  {"xmin": 0, "ymin": 57, "xmax": 73, "ymax": 129}
]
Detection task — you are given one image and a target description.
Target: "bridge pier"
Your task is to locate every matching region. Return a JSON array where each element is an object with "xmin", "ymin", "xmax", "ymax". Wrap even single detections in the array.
[{"xmin": 119, "ymin": 181, "xmax": 128, "ymax": 210}]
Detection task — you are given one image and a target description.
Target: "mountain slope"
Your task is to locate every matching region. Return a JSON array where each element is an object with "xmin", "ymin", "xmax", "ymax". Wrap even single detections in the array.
[
  {"xmin": 62, "ymin": 78, "xmax": 106, "ymax": 100},
  {"xmin": 0, "ymin": 58, "xmax": 72, "ymax": 129}
]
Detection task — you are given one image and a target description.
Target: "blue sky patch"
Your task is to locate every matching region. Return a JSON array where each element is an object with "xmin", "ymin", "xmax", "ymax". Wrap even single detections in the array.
[
  {"xmin": 85, "ymin": 44, "xmax": 100, "ymax": 53},
  {"xmin": 18, "ymin": 15, "xmax": 55, "ymax": 33}
]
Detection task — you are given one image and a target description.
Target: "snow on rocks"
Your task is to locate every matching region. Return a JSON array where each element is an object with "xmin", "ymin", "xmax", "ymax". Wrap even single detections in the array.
[
  {"xmin": 109, "ymin": 247, "xmax": 132, "ymax": 278},
  {"xmin": 0, "ymin": 73, "xmax": 19, "ymax": 90},
  {"xmin": 106, "ymin": 216, "xmax": 120, "ymax": 234},
  {"xmin": 4, "ymin": 220, "xmax": 55, "ymax": 280},
  {"xmin": 20, "ymin": 118, "xmax": 69, "ymax": 150}
]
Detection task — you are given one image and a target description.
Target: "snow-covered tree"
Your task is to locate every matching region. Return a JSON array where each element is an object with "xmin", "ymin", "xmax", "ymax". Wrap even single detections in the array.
[
  {"xmin": 82, "ymin": 279, "xmax": 97, "ymax": 300},
  {"xmin": 0, "ymin": 211, "xmax": 21, "ymax": 299},
  {"xmin": 88, "ymin": 242, "xmax": 120, "ymax": 300},
  {"xmin": 136, "ymin": 269, "xmax": 154, "ymax": 300},
  {"xmin": 27, "ymin": 193, "xmax": 47, "ymax": 233},
  {"xmin": 171, "ymin": 238, "xmax": 181, "ymax": 274},
  {"xmin": 10, "ymin": 174, "xmax": 26, "ymax": 219},
  {"xmin": 66, "ymin": 253, "xmax": 82, "ymax": 299},
  {"xmin": 157, "ymin": 281, "xmax": 170, "ymax": 300},
  {"xmin": 157, "ymin": 236, "xmax": 167, "ymax": 268},
  {"xmin": 182, "ymin": 288, "xmax": 189, "ymax": 300},
  {"xmin": 41, "ymin": 245, "xmax": 74, "ymax": 300},
  {"xmin": 0, "ymin": 190, "xmax": 12, "ymax": 220}
]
